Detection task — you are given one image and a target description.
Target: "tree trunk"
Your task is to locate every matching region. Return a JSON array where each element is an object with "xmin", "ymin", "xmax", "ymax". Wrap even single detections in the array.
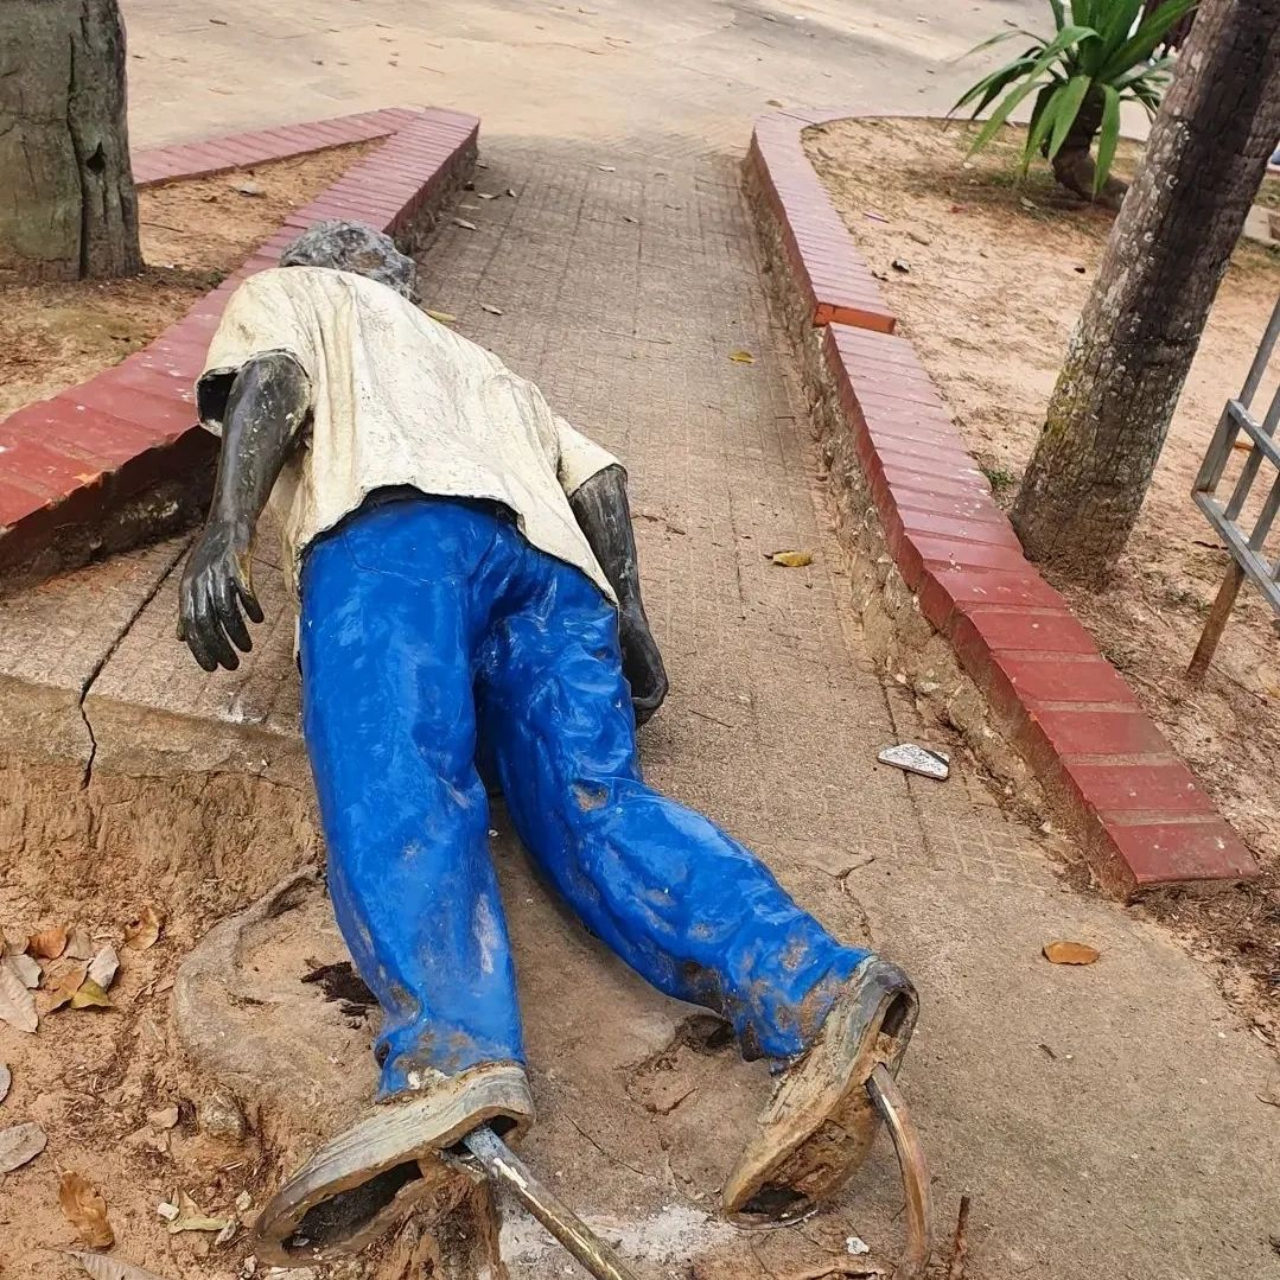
[
  {"xmin": 0, "ymin": 0, "xmax": 141, "ymax": 282},
  {"xmin": 1010, "ymin": 0, "xmax": 1280, "ymax": 584},
  {"xmin": 1049, "ymin": 83, "xmax": 1128, "ymax": 209},
  {"xmin": 1143, "ymin": 0, "xmax": 1197, "ymax": 50}
]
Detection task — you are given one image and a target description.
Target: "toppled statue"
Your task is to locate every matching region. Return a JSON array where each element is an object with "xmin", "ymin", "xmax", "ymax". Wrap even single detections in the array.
[{"xmin": 178, "ymin": 220, "xmax": 919, "ymax": 1266}]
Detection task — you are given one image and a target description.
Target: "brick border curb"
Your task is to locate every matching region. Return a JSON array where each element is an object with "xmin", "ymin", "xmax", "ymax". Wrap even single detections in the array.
[
  {"xmin": 0, "ymin": 106, "xmax": 479, "ymax": 584},
  {"xmin": 747, "ymin": 109, "xmax": 1257, "ymax": 897}
]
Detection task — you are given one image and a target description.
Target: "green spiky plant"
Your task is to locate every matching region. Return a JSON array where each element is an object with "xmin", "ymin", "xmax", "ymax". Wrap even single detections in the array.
[{"xmin": 952, "ymin": 0, "xmax": 1197, "ymax": 206}]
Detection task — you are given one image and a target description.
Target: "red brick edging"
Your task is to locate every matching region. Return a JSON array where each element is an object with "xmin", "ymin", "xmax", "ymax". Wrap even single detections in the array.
[
  {"xmin": 748, "ymin": 109, "xmax": 1257, "ymax": 897},
  {"xmin": 0, "ymin": 106, "xmax": 479, "ymax": 582}
]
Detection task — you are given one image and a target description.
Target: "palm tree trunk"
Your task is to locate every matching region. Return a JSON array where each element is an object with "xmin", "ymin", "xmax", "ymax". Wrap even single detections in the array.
[
  {"xmin": 1049, "ymin": 84, "xmax": 1128, "ymax": 208},
  {"xmin": 1010, "ymin": 0, "xmax": 1280, "ymax": 584},
  {"xmin": 0, "ymin": 0, "xmax": 141, "ymax": 282}
]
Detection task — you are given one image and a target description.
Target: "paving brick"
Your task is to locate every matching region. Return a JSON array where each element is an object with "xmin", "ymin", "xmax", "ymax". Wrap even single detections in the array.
[
  {"xmin": 1102, "ymin": 818, "xmax": 1259, "ymax": 889},
  {"xmin": 912, "ymin": 535, "xmax": 1035, "ymax": 575},
  {"xmin": 990, "ymin": 653, "xmax": 1138, "ymax": 709},
  {"xmin": 1065, "ymin": 760, "xmax": 1218, "ymax": 815},
  {"xmin": 0, "ymin": 477, "xmax": 52, "ymax": 526},
  {"xmin": 2, "ymin": 401, "xmax": 159, "ymax": 467},
  {"xmin": 981, "ymin": 652, "xmax": 1136, "ymax": 735},
  {"xmin": 950, "ymin": 606, "xmax": 1099, "ymax": 660},
  {"xmin": 1025, "ymin": 707, "xmax": 1171, "ymax": 760},
  {"xmin": 876, "ymin": 468, "xmax": 991, "ymax": 509},
  {"xmin": 0, "ymin": 439, "xmax": 109, "ymax": 492},
  {"xmin": 919, "ymin": 563, "xmax": 1068, "ymax": 631},
  {"xmin": 896, "ymin": 506, "xmax": 1024, "ymax": 547}
]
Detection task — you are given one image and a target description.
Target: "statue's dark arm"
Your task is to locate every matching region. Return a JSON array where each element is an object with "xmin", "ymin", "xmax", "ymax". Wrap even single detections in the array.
[
  {"xmin": 178, "ymin": 353, "xmax": 310, "ymax": 672},
  {"xmin": 569, "ymin": 466, "xmax": 669, "ymax": 724}
]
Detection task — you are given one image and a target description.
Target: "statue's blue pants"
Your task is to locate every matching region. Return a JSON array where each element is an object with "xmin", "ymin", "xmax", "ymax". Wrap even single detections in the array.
[{"xmin": 299, "ymin": 494, "xmax": 870, "ymax": 1098}]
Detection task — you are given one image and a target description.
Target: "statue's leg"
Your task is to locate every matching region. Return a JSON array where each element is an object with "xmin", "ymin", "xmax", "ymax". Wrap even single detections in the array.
[
  {"xmin": 254, "ymin": 498, "xmax": 534, "ymax": 1267},
  {"xmin": 476, "ymin": 548, "xmax": 916, "ymax": 1224}
]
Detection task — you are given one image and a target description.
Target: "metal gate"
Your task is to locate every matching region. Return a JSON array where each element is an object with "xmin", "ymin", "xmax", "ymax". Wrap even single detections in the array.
[{"xmin": 1189, "ymin": 295, "xmax": 1280, "ymax": 678}]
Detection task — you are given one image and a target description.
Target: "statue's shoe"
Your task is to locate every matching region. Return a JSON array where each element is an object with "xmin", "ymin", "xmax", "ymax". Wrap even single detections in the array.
[
  {"xmin": 253, "ymin": 1062, "xmax": 533, "ymax": 1267},
  {"xmin": 722, "ymin": 957, "xmax": 918, "ymax": 1221}
]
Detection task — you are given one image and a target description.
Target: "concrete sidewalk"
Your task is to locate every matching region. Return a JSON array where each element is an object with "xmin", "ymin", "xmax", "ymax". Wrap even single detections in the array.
[
  {"xmin": 122, "ymin": 0, "xmax": 1048, "ymax": 152},
  {"xmin": 389, "ymin": 133, "xmax": 1280, "ymax": 1280}
]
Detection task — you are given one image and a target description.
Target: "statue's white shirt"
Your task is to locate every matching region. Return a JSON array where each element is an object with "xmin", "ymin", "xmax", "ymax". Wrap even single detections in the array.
[{"xmin": 198, "ymin": 267, "xmax": 618, "ymax": 601}]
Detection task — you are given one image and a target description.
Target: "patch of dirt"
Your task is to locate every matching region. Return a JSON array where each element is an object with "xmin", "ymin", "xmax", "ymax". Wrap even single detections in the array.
[
  {"xmin": 0, "ymin": 142, "xmax": 373, "ymax": 421},
  {"xmin": 807, "ymin": 116, "xmax": 1280, "ymax": 1048},
  {"xmin": 0, "ymin": 902, "xmax": 256, "ymax": 1280}
]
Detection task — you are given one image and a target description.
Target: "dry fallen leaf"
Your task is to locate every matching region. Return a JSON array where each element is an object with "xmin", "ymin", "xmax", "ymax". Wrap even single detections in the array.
[
  {"xmin": 65, "ymin": 928, "xmax": 95, "ymax": 961},
  {"xmin": 45, "ymin": 964, "xmax": 88, "ymax": 1013},
  {"xmin": 596, "ymin": 164, "xmax": 616, "ymax": 172},
  {"xmin": 87, "ymin": 947, "xmax": 119, "ymax": 992},
  {"xmin": 0, "ymin": 1063, "xmax": 10, "ymax": 1105},
  {"xmin": 70, "ymin": 980, "xmax": 113, "ymax": 1011},
  {"xmin": 28, "ymin": 926, "xmax": 68, "ymax": 960},
  {"xmin": 66, "ymin": 1251, "xmax": 173, "ymax": 1280},
  {"xmin": 481, "ymin": 303, "xmax": 503, "ymax": 315},
  {"xmin": 1043, "ymin": 941, "xmax": 1100, "ymax": 966},
  {"xmin": 728, "ymin": 350, "xmax": 755, "ymax": 364},
  {"xmin": 235, "ymin": 1190, "xmax": 252, "ymax": 1213},
  {"xmin": 769, "ymin": 550, "xmax": 814, "ymax": 568},
  {"xmin": 60, "ymin": 1172, "xmax": 114, "ymax": 1248},
  {"xmin": 124, "ymin": 906, "xmax": 164, "ymax": 951},
  {"xmin": 0, "ymin": 961, "xmax": 37, "ymax": 1034},
  {"xmin": 5, "ymin": 953, "xmax": 41, "ymax": 989},
  {"xmin": 0, "ymin": 1121, "xmax": 47, "ymax": 1173},
  {"xmin": 425, "ymin": 310, "xmax": 457, "ymax": 326},
  {"xmin": 45, "ymin": 963, "xmax": 90, "ymax": 1011},
  {"xmin": 168, "ymin": 1190, "xmax": 230, "ymax": 1235},
  {"xmin": 452, "ymin": 217, "xmax": 478, "ymax": 231},
  {"xmin": 477, "ymin": 192, "xmax": 498, "ymax": 200}
]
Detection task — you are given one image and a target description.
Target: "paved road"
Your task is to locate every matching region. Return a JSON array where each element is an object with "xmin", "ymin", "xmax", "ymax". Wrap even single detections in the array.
[{"xmin": 123, "ymin": 0, "xmax": 1046, "ymax": 151}]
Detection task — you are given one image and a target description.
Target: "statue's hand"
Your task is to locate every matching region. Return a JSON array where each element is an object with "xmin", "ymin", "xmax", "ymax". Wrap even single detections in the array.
[
  {"xmin": 619, "ymin": 602, "xmax": 668, "ymax": 726},
  {"xmin": 177, "ymin": 519, "xmax": 264, "ymax": 672}
]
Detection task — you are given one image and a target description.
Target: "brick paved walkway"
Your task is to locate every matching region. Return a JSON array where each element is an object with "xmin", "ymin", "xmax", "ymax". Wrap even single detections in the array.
[{"xmin": 403, "ymin": 138, "xmax": 1280, "ymax": 1279}]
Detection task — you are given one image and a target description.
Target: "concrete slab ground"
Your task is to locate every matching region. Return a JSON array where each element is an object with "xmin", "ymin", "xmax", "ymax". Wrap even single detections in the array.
[
  {"xmin": 0, "ymin": 1, "xmax": 1275, "ymax": 1277},
  {"xmin": 120, "ymin": 0, "xmax": 1054, "ymax": 152}
]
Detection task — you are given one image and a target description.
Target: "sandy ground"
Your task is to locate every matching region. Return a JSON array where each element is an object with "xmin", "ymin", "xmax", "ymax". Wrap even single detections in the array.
[
  {"xmin": 807, "ymin": 115, "xmax": 1280, "ymax": 1046},
  {"xmin": 0, "ymin": 143, "xmax": 369, "ymax": 421}
]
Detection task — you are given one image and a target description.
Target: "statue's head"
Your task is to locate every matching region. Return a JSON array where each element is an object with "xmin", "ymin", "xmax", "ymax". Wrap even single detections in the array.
[{"xmin": 278, "ymin": 220, "xmax": 417, "ymax": 300}]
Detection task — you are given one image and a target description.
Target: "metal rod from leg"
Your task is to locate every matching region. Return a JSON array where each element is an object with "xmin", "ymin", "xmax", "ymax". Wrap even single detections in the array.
[
  {"xmin": 866, "ymin": 1064, "xmax": 933, "ymax": 1280},
  {"xmin": 459, "ymin": 1126, "xmax": 642, "ymax": 1280},
  {"xmin": 1188, "ymin": 561, "xmax": 1246, "ymax": 682}
]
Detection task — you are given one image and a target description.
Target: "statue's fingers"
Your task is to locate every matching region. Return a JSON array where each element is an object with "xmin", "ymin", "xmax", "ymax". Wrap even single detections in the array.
[
  {"xmin": 232, "ymin": 562, "xmax": 265, "ymax": 625},
  {"xmin": 193, "ymin": 580, "xmax": 240, "ymax": 671},
  {"xmin": 216, "ymin": 572, "xmax": 254, "ymax": 653}
]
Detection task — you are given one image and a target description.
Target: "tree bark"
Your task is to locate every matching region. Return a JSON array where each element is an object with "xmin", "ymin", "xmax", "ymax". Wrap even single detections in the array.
[
  {"xmin": 1049, "ymin": 83, "xmax": 1128, "ymax": 208},
  {"xmin": 1143, "ymin": 0, "xmax": 1197, "ymax": 50},
  {"xmin": 0, "ymin": 0, "xmax": 141, "ymax": 282},
  {"xmin": 1010, "ymin": 0, "xmax": 1280, "ymax": 584}
]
